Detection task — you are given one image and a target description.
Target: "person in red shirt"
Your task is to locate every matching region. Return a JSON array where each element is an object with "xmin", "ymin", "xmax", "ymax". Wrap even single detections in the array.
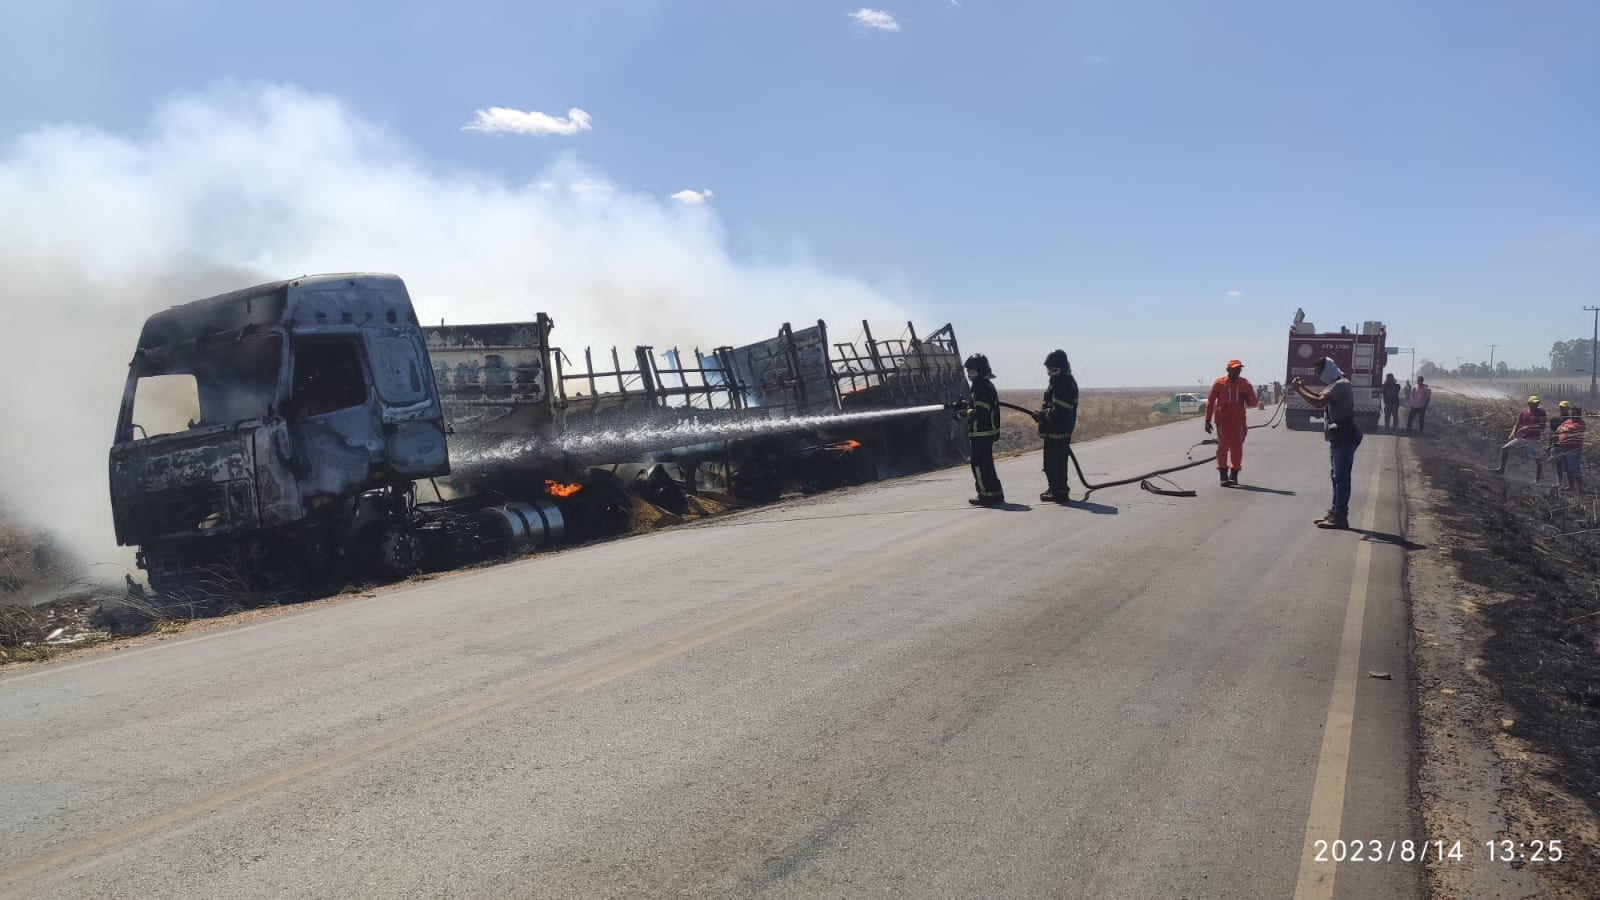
[
  {"xmin": 1204, "ymin": 359, "xmax": 1259, "ymax": 486},
  {"xmin": 1552, "ymin": 401, "xmax": 1586, "ymax": 493},
  {"xmin": 1491, "ymin": 395, "xmax": 1549, "ymax": 481},
  {"xmin": 1406, "ymin": 377, "xmax": 1432, "ymax": 432}
]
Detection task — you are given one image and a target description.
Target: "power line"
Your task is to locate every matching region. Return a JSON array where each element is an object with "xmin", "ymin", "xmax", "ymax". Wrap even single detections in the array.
[{"xmin": 1586, "ymin": 306, "xmax": 1600, "ymax": 401}]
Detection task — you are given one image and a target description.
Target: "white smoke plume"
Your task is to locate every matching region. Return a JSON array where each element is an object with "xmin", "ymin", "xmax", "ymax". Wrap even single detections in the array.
[{"xmin": 0, "ymin": 83, "xmax": 914, "ymax": 573}]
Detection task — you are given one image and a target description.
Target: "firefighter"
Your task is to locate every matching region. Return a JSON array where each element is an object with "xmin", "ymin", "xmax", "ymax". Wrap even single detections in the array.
[
  {"xmin": 948, "ymin": 353, "xmax": 1004, "ymax": 505},
  {"xmin": 1038, "ymin": 348, "xmax": 1078, "ymax": 502},
  {"xmin": 1203, "ymin": 358, "xmax": 1259, "ymax": 486}
]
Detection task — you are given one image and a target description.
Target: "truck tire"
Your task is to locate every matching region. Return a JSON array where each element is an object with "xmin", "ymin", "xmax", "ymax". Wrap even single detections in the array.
[
  {"xmin": 1285, "ymin": 410, "xmax": 1316, "ymax": 431},
  {"xmin": 361, "ymin": 522, "xmax": 419, "ymax": 581}
]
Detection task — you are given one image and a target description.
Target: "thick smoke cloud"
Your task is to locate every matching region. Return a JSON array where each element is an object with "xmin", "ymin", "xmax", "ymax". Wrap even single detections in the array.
[{"xmin": 0, "ymin": 84, "xmax": 913, "ymax": 573}]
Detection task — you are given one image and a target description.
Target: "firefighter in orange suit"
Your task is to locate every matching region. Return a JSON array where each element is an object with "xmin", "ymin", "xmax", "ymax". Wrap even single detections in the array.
[{"xmin": 1204, "ymin": 358, "xmax": 1259, "ymax": 486}]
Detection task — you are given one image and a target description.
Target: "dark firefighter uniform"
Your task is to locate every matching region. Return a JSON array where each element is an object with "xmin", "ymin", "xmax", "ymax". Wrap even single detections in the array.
[
  {"xmin": 954, "ymin": 353, "xmax": 1004, "ymax": 505},
  {"xmin": 1040, "ymin": 349, "xmax": 1079, "ymax": 501}
]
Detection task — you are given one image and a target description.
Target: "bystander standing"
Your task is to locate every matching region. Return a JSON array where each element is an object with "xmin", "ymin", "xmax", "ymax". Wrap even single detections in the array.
[
  {"xmin": 1405, "ymin": 376, "xmax": 1431, "ymax": 433},
  {"xmin": 1552, "ymin": 401, "xmax": 1586, "ymax": 493},
  {"xmin": 1288, "ymin": 356, "xmax": 1362, "ymax": 529},
  {"xmin": 1381, "ymin": 373, "xmax": 1401, "ymax": 431}
]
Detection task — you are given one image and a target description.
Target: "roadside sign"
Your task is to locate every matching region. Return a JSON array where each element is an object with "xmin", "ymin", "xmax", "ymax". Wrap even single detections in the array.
[{"xmin": 1384, "ymin": 346, "xmax": 1399, "ymax": 354}]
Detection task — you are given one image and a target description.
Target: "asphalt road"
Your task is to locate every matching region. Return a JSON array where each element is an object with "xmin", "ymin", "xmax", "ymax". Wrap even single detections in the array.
[{"xmin": 0, "ymin": 411, "xmax": 1418, "ymax": 899}]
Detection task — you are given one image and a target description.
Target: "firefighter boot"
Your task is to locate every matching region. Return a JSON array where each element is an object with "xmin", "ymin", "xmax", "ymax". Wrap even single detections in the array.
[
  {"xmin": 1219, "ymin": 468, "xmax": 1229, "ymax": 486},
  {"xmin": 1229, "ymin": 468, "xmax": 1240, "ymax": 484}
]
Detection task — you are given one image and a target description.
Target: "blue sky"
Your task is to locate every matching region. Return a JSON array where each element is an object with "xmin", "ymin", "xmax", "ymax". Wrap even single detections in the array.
[{"xmin": 2, "ymin": 0, "xmax": 1597, "ymax": 396}]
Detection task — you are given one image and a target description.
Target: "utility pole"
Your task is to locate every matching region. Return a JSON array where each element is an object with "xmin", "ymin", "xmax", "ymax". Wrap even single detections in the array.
[
  {"xmin": 1588, "ymin": 306, "xmax": 1600, "ymax": 401},
  {"xmin": 1487, "ymin": 344, "xmax": 1498, "ymax": 377}
]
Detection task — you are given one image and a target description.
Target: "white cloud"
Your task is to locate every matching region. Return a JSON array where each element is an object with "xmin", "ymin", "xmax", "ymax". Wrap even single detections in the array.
[
  {"xmin": 463, "ymin": 106, "xmax": 592, "ymax": 136},
  {"xmin": 1226, "ymin": 289, "xmax": 1242, "ymax": 297},
  {"xmin": 671, "ymin": 188, "xmax": 713, "ymax": 204},
  {"xmin": 0, "ymin": 84, "xmax": 912, "ymax": 569},
  {"xmin": 850, "ymin": 8, "xmax": 900, "ymax": 31}
]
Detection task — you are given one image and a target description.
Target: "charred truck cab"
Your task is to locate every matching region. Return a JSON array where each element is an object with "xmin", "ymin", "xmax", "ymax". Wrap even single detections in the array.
[{"xmin": 110, "ymin": 274, "xmax": 449, "ymax": 595}]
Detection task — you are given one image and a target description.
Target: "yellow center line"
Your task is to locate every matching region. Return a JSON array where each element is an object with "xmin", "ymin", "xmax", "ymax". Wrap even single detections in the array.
[{"xmin": 1293, "ymin": 460, "xmax": 1385, "ymax": 899}]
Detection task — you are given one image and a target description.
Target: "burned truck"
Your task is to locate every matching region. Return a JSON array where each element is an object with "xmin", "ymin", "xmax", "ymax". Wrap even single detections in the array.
[
  {"xmin": 110, "ymin": 273, "xmax": 967, "ymax": 601},
  {"xmin": 110, "ymin": 275, "xmax": 450, "ymax": 596},
  {"xmin": 427, "ymin": 314, "xmax": 970, "ymax": 501}
]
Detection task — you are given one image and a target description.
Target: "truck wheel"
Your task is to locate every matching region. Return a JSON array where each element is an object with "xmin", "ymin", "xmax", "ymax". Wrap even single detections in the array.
[
  {"xmin": 572, "ymin": 478, "xmax": 633, "ymax": 540},
  {"xmin": 367, "ymin": 523, "xmax": 419, "ymax": 581},
  {"xmin": 1285, "ymin": 410, "xmax": 1315, "ymax": 431}
]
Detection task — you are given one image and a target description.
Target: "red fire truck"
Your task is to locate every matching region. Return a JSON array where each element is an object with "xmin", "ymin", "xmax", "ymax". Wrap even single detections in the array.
[{"xmin": 1284, "ymin": 312, "xmax": 1388, "ymax": 431}]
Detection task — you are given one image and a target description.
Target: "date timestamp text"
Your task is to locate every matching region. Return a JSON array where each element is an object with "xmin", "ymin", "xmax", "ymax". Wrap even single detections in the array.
[{"xmin": 1310, "ymin": 839, "xmax": 1565, "ymax": 863}]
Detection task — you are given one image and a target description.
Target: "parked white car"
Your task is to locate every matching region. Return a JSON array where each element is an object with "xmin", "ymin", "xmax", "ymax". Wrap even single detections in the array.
[{"xmin": 1153, "ymin": 392, "xmax": 1204, "ymax": 415}]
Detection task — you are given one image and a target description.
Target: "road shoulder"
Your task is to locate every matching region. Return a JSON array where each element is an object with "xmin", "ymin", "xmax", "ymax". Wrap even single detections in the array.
[{"xmin": 1402, "ymin": 435, "xmax": 1599, "ymax": 898}]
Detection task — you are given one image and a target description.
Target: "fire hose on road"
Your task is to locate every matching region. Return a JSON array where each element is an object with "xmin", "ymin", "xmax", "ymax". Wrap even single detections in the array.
[{"xmin": 969, "ymin": 397, "xmax": 1289, "ymax": 499}]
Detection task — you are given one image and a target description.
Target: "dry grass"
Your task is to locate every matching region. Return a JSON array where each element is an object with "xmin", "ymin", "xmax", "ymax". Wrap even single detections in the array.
[
  {"xmin": 994, "ymin": 389, "xmax": 1199, "ymax": 457},
  {"xmin": 0, "ymin": 594, "xmax": 117, "ymax": 664},
  {"xmin": 0, "ymin": 521, "xmax": 120, "ymax": 661},
  {"xmin": 0, "ymin": 521, "xmax": 75, "ymax": 600},
  {"xmin": 628, "ymin": 493, "xmax": 729, "ymax": 533}
]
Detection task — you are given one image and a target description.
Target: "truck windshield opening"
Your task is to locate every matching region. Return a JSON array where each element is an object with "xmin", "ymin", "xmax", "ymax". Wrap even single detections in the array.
[{"xmin": 125, "ymin": 333, "xmax": 283, "ymax": 439}]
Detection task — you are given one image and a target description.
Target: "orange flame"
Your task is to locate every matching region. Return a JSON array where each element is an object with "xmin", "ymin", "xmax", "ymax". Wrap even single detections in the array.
[
  {"xmin": 544, "ymin": 479, "xmax": 583, "ymax": 497},
  {"xmin": 832, "ymin": 439, "xmax": 861, "ymax": 451}
]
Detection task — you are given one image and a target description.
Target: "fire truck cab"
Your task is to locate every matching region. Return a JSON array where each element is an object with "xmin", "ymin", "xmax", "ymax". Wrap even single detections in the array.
[{"xmin": 1284, "ymin": 313, "xmax": 1387, "ymax": 432}]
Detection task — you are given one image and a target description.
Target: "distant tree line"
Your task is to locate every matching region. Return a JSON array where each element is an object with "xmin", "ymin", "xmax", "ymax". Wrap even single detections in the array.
[{"xmin": 1416, "ymin": 338, "xmax": 1598, "ymax": 379}]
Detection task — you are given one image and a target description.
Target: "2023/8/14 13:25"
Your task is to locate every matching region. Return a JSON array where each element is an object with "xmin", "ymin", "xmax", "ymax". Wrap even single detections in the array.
[{"xmin": 1311, "ymin": 839, "xmax": 1565, "ymax": 863}]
